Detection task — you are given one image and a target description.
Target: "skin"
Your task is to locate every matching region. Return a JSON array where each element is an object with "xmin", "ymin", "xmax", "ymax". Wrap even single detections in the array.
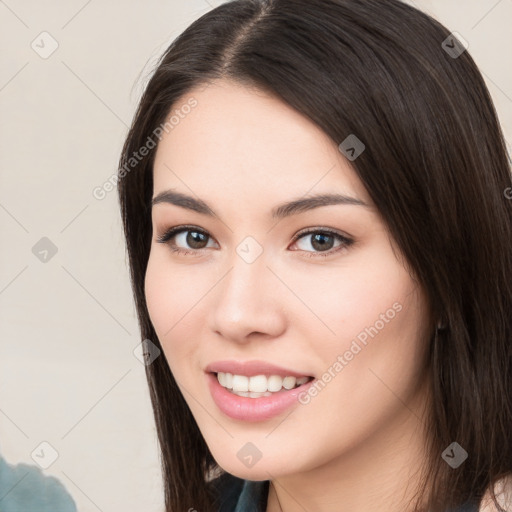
[{"xmin": 145, "ymin": 79, "xmax": 435, "ymax": 512}]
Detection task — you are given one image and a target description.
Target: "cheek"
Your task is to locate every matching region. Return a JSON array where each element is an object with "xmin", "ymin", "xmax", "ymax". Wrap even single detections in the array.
[
  {"xmin": 144, "ymin": 252, "xmax": 199, "ymax": 363},
  {"xmin": 293, "ymin": 284, "xmax": 429, "ymax": 465},
  {"xmin": 282, "ymin": 246, "xmax": 420, "ymax": 352},
  {"xmin": 319, "ymin": 275, "xmax": 429, "ymax": 419},
  {"xmin": 286, "ymin": 244, "xmax": 431, "ymax": 427}
]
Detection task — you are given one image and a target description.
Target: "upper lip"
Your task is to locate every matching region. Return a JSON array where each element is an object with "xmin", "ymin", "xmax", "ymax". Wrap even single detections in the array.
[{"xmin": 205, "ymin": 360, "xmax": 313, "ymax": 378}]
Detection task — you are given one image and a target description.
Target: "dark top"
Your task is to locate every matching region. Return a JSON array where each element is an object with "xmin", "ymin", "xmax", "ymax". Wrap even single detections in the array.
[{"xmin": 212, "ymin": 473, "xmax": 481, "ymax": 512}]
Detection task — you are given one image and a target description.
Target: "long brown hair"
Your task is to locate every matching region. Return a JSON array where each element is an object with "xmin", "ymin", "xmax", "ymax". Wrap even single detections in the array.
[{"xmin": 117, "ymin": 0, "xmax": 512, "ymax": 510}]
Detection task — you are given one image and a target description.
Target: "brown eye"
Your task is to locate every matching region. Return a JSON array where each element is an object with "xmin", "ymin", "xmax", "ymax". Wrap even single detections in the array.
[
  {"xmin": 291, "ymin": 229, "xmax": 354, "ymax": 258},
  {"xmin": 156, "ymin": 226, "xmax": 217, "ymax": 256},
  {"xmin": 182, "ymin": 230, "xmax": 209, "ymax": 249}
]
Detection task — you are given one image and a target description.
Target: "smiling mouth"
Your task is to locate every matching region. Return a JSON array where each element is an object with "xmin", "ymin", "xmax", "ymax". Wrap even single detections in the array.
[{"xmin": 213, "ymin": 372, "xmax": 314, "ymax": 398}]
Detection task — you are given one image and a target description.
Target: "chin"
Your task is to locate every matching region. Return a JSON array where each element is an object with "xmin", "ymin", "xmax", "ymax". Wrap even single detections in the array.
[
  {"xmin": 213, "ymin": 447, "xmax": 300, "ymax": 482},
  {"xmin": 217, "ymin": 463, "xmax": 274, "ymax": 482}
]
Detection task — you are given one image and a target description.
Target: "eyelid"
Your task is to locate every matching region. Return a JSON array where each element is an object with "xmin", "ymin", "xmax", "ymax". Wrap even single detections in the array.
[{"xmin": 291, "ymin": 226, "xmax": 353, "ymax": 243}]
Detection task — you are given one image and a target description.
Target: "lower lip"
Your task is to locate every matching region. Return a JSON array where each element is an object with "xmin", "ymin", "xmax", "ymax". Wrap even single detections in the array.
[{"xmin": 206, "ymin": 372, "xmax": 315, "ymax": 422}]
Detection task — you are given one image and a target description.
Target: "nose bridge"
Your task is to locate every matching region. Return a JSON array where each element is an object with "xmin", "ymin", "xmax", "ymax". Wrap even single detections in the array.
[
  {"xmin": 210, "ymin": 241, "xmax": 284, "ymax": 341},
  {"xmin": 219, "ymin": 247, "xmax": 269, "ymax": 316}
]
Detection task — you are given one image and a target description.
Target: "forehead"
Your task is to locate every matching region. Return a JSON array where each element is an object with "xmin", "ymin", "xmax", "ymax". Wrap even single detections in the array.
[{"xmin": 152, "ymin": 79, "xmax": 370, "ymax": 208}]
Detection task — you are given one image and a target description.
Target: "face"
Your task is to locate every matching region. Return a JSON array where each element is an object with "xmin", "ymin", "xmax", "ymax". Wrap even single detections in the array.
[{"xmin": 145, "ymin": 79, "xmax": 432, "ymax": 481}]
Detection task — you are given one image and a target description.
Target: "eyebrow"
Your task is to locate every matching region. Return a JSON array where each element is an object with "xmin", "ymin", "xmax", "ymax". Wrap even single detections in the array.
[{"xmin": 151, "ymin": 190, "xmax": 370, "ymax": 220}]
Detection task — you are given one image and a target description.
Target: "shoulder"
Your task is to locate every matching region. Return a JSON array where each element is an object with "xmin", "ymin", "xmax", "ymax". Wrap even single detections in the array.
[
  {"xmin": 478, "ymin": 474, "xmax": 512, "ymax": 512},
  {"xmin": 0, "ymin": 454, "xmax": 77, "ymax": 512}
]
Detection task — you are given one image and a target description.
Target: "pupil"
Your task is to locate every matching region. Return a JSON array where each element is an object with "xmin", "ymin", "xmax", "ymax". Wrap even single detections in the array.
[
  {"xmin": 312, "ymin": 233, "xmax": 333, "ymax": 251},
  {"xmin": 187, "ymin": 231, "xmax": 207, "ymax": 249}
]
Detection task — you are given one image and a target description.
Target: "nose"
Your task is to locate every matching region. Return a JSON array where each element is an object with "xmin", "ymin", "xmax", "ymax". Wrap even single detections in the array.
[{"xmin": 208, "ymin": 251, "xmax": 287, "ymax": 344}]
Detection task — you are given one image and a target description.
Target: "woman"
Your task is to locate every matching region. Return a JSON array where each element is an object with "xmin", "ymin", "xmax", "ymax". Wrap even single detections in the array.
[{"xmin": 117, "ymin": 0, "xmax": 512, "ymax": 510}]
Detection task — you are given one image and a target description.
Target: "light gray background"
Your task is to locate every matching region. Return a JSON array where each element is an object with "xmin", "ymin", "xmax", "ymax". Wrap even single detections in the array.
[{"xmin": 1, "ymin": 1, "xmax": 511, "ymax": 511}]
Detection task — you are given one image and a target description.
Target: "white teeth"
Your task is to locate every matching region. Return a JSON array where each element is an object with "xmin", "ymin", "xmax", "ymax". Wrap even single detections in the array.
[
  {"xmin": 267, "ymin": 375, "xmax": 283, "ymax": 392},
  {"xmin": 249, "ymin": 391, "xmax": 272, "ymax": 398},
  {"xmin": 216, "ymin": 372, "xmax": 311, "ymax": 395},
  {"xmin": 232, "ymin": 374, "xmax": 249, "ymax": 392},
  {"xmin": 249, "ymin": 375, "xmax": 267, "ymax": 393},
  {"xmin": 233, "ymin": 390, "xmax": 249, "ymax": 397},
  {"xmin": 282, "ymin": 376, "xmax": 296, "ymax": 390}
]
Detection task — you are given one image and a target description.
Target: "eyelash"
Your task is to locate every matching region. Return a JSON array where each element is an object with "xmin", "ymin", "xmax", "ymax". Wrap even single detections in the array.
[{"xmin": 155, "ymin": 224, "xmax": 354, "ymax": 259}]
